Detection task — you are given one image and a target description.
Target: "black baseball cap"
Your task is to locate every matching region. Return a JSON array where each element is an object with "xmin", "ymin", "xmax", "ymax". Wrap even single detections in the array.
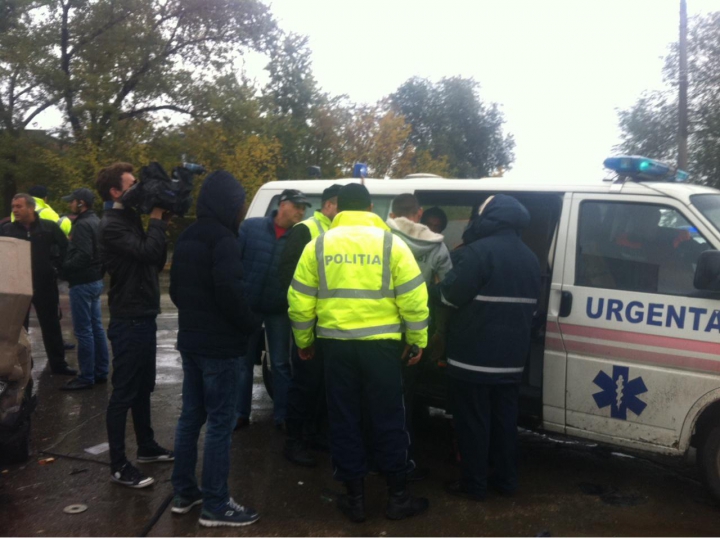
[
  {"xmin": 321, "ymin": 184, "xmax": 343, "ymax": 202},
  {"xmin": 279, "ymin": 189, "xmax": 311, "ymax": 207},
  {"xmin": 337, "ymin": 183, "xmax": 372, "ymax": 212},
  {"xmin": 28, "ymin": 185, "xmax": 48, "ymax": 198},
  {"xmin": 62, "ymin": 187, "xmax": 95, "ymax": 205}
]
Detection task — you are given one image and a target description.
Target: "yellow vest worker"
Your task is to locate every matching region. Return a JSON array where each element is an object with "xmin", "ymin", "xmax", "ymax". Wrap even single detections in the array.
[
  {"xmin": 287, "ymin": 183, "xmax": 430, "ymax": 523},
  {"xmin": 299, "ymin": 210, "xmax": 331, "ymax": 240}
]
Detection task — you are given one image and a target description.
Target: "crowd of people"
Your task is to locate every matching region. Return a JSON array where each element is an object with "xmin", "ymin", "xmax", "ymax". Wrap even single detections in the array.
[{"xmin": 0, "ymin": 164, "xmax": 541, "ymax": 528}]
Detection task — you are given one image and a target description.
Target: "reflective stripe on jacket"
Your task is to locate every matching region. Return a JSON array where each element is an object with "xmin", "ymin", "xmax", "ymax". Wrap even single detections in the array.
[
  {"xmin": 297, "ymin": 211, "xmax": 331, "ymax": 240},
  {"xmin": 288, "ymin": 210, "xmax": 429, "ymax": 349}
]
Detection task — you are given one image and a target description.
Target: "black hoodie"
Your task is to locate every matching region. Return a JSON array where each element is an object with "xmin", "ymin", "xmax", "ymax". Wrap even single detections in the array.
[
  {"xmin": 438, "ymin": 194, "xmax": 541, "ymax": 384},
  {"xmin": 170, "ymin": 171, "xmax": 261, "ymax": 358}
]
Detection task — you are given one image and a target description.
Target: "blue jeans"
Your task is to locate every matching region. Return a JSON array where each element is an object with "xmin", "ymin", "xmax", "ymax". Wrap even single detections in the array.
[
  {"xmin": 69, "ymin": 280, "xmax": 109, "ymax": 384},
  {"xmin": 172, "ymin": 353, "xmax": 240, "ymax": 513},
  {"xmin": 237, "ymin": 313, "xmax": 292, "ymax": 423}
]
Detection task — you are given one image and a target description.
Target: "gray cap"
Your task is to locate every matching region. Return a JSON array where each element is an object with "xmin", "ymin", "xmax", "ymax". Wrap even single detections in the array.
[{"xmin": 62, "ymin": 187, "xmax": 95, "ymax": 205}]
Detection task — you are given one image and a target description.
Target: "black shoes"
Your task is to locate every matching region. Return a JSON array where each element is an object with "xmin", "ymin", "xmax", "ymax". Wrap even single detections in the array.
[
  {"xmin": 283, "ymin": 439, "xmax": 317, "ymax": 468},
  {"xmin": 60, "ymin": 377, "xmax": 93, "ymax": 391},
  {"xmin": 111, "ymin": 462, "xmax": 154, "ymax": 488},
  {"xmin": 94, "ymin": 377, "xmax": 108, "ymax": 385},
  {"xmin": 64, "ymin": 343, "xmax": 76, "ymax": 351},
  {"xmin": 385, "ymin": 473, "xmax": 429, "ymax": 520},
  {"xmin": 52, "ymin": 366, "xmax": 78, "ymax": 376},
  {"xmin": 337, "ymin": 478, "xmax": 366, "ymax": 523},
  {"xmin": 137, "ymin": 443, "xmax": 174, "ymax": 463},
  {"xmin": 199, "ymin": 498, "xmax": 260, "ymax": 527},
  {"xmin": 444, "ymin": 480, "xmax": 486, "ymax": 501}
]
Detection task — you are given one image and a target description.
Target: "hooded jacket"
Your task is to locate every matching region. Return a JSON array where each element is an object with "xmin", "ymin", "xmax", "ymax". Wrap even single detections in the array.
[
  {"xmin": 437, "ymin": 194, "xmax": 541, "ymax": 384},
  {"xmin": 170, "ymin": 171, "xmax": 262, "ymax": 358},
  {"xmin": 386, "ymin": 216, "xmax": 453, "ymax": 285}
]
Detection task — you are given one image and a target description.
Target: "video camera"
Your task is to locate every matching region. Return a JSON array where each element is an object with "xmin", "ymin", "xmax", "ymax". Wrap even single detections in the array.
[{"xmin": 121, "ymin": 161, "xmax": 205, "ymax": 217}]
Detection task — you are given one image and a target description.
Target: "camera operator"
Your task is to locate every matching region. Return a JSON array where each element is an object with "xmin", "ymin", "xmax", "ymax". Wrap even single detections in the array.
[{"xmin": 96, "ymin": 162, "xmax": 174, "ymax": 489}]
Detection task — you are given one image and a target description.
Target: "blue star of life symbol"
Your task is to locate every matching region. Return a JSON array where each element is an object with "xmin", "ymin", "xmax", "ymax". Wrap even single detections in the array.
[{"xmin": 592, "ymin": 365, "xmax": 648, "ymax": 420}]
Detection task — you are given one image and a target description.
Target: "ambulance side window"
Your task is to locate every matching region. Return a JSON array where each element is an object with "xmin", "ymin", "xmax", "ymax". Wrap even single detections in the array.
[{"xmin": 576, "ymin": 201, "xmax": 710, "ymax": 296}]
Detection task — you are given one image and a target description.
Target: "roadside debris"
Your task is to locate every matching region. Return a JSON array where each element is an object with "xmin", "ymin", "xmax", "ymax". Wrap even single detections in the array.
[{"xmin": 63, "ymin": 504, "xmax": 88, "ymax": 515}]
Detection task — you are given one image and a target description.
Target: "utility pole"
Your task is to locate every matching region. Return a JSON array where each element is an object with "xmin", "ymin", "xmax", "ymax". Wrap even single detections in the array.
[{"xmin": 678, "ymin": 0, "xmax": 689, "ymax": 170}]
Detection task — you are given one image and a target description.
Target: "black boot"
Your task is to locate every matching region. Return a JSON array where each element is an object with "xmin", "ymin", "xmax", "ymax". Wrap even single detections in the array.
[
  {"xmin": 283, "ymin": 438, "xmax": 317, "ymax": 467},
  {"xmin": 385, "ymin": 472, "xmax": 429, "ymax": 520},
  {"xmin": 337, "ymin": 478, "xmax": 365, "ymax": 523}
]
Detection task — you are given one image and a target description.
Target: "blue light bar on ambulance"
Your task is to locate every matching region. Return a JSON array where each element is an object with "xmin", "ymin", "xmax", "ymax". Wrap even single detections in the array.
[
  {"xmin": 603, "ymin": 155, "xmax": 688, "ymax": 182},
  {"xmin": 352, "ymin": 163, "xmax": 368, "ymax": 178}
]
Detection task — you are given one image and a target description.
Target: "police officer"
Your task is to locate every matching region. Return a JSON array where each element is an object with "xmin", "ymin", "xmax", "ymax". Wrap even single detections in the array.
[
  {"xmin": 436, "ymin": 194, "xmax": 541, "ymax": 501},
  {"xmin": 278, "ymin": 183, "xmax": 342, "ymax": 467},
  {"xmin": 288, "ymin": 183, "xmax": 430, "ymax": 522}
]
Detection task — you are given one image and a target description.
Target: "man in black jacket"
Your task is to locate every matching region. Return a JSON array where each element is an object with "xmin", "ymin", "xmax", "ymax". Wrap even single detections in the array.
[
  {"xmin": 1, "ymin": 193, "xmax": 75, "ymax": 375},
  {"xmin": 96, "ymin": 162, "xmax": 174, "ymax": 489},
  {"xmin": 437, "ymin": 194, "xmax": 541, "ymax": 501},
  {"xmin": 277, "ymin": 183, "xmax": 340, "ymax": 467},
  {"xmin": 169, "ymin": 171, "xmax": 262, "ymax": 527},
  {"xmin": 60, "ymin": 188, "xmax": 109, "ymax": 391}
]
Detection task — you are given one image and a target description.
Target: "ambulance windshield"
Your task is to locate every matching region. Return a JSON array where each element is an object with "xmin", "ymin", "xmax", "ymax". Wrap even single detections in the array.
[{"xmin": 692, "ymin": 194, "xmax": 720, "ymax": 234}]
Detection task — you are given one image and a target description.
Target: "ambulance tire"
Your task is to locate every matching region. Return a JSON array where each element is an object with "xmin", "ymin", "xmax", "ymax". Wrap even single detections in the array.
[{"xmin": 698, "ymin": 425, "xmax": 720, "ymax": 501}]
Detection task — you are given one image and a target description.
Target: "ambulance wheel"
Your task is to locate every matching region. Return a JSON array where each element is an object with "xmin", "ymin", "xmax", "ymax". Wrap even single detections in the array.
[
  {"xmin": 262, "ymin": 356, "xmax": 274, "ymax": 400},
  {"xmin": 697, "ymin": 424, "xmax": 720, "ymax": 501}
]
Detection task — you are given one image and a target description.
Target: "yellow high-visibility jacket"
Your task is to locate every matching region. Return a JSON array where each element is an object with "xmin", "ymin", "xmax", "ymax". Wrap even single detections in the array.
[
  {"xmin": 297, "ymin": 211, "xmax": 331, "ymax": 239},
  {"xmin": 12, "ymin": 197, "xmax": 71, "ymax": 236},
  {"xmin": 288, "ymin": 210, "xmax": 429, "ymax": 349}
]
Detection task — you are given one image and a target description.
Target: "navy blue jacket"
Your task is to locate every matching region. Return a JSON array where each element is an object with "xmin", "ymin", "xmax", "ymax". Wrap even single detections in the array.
[
  {"xmin": 237, "ymin": 211, "xmax": 290, "ymax": 315},
  {"xmin": 170, "ymin": 171, "xmax": 261, "ymax": 358},
  {"xmin": 438, "ymin": 195, "xmax": 541, "ymax": 384}
]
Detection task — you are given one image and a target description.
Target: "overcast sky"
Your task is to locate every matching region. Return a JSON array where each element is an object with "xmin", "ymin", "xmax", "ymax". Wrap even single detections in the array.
[
  {"xmin": 34, "ymin": 0, "xmax": 717, "ymax": 180},
  {"xmin": 252, "ymin": 0, "xmax": 717, "ymax": 179}
]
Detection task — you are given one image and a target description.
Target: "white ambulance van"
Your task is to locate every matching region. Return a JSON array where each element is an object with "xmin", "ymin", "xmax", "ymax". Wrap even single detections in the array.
[{"xmin": 246, "ymin": 157, "xmax": 720, "ymax": 498}]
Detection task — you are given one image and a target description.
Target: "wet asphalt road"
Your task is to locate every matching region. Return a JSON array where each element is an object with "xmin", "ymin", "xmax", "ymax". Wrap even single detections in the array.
[{"xmin": 1, "ymin": 281, "xmax": 720, "ymax": 536}]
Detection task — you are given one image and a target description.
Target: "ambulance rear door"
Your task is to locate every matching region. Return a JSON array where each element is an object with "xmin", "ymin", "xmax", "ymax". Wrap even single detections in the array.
[{"xmin": 558, "ymin": 192, "xmax": 720, "ymax": 453}]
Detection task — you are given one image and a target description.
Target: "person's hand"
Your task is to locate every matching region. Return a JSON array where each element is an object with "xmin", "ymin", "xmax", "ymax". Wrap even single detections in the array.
[
  {"xmin": 402, "ymin": 344, "xmax": 424, "ymax": 366},
  {"xmin": 299, "ymin": 345, "xmax": 315, "ymax": 361},
  {"xmin": 150, "ymin": 207, "xmax": 165, "ymax": 220}
]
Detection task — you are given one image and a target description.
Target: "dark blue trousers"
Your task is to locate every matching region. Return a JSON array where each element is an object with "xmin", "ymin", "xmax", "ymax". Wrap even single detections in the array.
[
  {"xmin": 321, "ymin": 338, "xmax": 411, "ymax": 481},
  {"xmin": 286, "ymin": 343, "xmax": 326, "ymax": 441},
  {"xmin": 450, "ymin": 378, "xmax": 520, "ymax": 497}
]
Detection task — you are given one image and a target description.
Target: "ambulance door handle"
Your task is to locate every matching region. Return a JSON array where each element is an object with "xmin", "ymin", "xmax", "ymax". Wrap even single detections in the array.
[{"xmin": 559, "ymin": 291, "xmax": 573, "ymax": 318}]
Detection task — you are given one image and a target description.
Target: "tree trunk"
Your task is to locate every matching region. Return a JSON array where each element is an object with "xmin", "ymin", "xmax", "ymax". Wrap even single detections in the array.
[
  {"xmin": 2, "ymin": 150, "xmax": 18, "ymax": 218},
  {"xmin": 678, "ymin": 0, "xmax": 689, "ymax": 171}
]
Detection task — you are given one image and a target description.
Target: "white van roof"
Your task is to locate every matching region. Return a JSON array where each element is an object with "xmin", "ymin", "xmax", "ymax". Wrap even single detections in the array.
[{"xmin": 256, "ymin": 176, "xmax": 719, "ymax": 205}]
